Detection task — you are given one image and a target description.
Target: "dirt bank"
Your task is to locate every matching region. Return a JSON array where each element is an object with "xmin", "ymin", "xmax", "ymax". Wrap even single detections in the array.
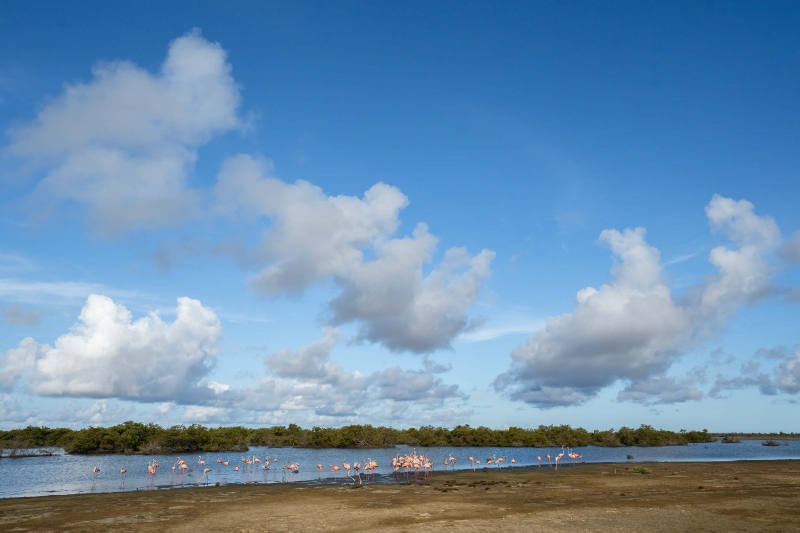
[{"xmin": 2, "ymin": 460, "xmax": 798, "ymax": 532}]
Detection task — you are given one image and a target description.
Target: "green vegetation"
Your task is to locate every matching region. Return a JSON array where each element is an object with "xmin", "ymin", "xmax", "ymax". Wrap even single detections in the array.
[
  {"xmin": 715, "ymin": 432, "xmax": 800, "ymax": 440},
  {"xmin": 0, "ymin": 422, "xmax": 715, "ymax": 455},
  {"xmin": 630, "ymin": 467, "xmax": 652, "ymax": 474}
]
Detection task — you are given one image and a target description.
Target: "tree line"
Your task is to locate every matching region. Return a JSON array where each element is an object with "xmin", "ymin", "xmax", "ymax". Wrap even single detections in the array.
[{"xmin": 0, "ymin": 422, "xmax": 715, "ymax": 455}]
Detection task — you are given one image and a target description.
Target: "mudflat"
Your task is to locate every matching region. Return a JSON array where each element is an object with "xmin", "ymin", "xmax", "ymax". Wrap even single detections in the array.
[{"xmin": 2, "ymin": 460, "xmax": 798, "ymax": 532}]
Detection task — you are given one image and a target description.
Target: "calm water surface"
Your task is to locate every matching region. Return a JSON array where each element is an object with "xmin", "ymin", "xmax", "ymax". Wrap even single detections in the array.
[{"xmin": 2, "ymin": 440, "xmax": 797, "ymax": 498}]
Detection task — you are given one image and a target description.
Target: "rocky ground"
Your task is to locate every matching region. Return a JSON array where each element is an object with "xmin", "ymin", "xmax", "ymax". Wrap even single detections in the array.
[{"xmin": 1, "ymin": 460, "xmax": 798, "ymax": 532}]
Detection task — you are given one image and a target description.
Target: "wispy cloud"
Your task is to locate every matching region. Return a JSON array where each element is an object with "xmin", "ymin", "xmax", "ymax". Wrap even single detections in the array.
[
  {"xmin": 665, "ymin": 250, "xmax": 703, "ymax": 265},
  {"xmin": 0, "ymin": 253, "xmax": 35, "ymax": 273},
  {"xmin": 460, "ymin": 319, "xmax": 543, "ymax": 342},
  {"xmin": 0, "ymin": 278, "xmax": 144, "ymax": 305}
]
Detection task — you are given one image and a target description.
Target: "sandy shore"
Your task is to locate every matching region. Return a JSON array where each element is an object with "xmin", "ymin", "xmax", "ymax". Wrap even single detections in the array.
[{"xmin": 2, "ymin": 460, "xmax": 798, "ymax": 532}]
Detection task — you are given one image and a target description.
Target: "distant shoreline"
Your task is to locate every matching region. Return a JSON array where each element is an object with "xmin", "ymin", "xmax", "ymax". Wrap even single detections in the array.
[{"xmin": 2, "ymin": 436, "xmax": 796, "ymax": 457}]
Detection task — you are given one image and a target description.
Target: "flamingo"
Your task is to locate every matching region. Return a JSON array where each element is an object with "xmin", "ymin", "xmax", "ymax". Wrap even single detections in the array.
[
  {"xmin": 199, "ymin": 467, "xmax": 212, "ymax": 485},
  {"xmin": 120, "ymin": 467, "xmax": 126, "ymax": 487},
  {"xmin": 555, "ymin": 446, "xmax": 564, "ymax": 470},
  {"xmin": 145, "ymin": 462, "xmax": 156, "ymax": 489},
  {"xmin": 469, "ymin": 456, "xmax": 475, "ymax": 471},
  {"xmin": 537, "ymin": 455, "xmax": 542, "ymax": 468},
  {"xmin": 91, "ymin": 466, "xmax": 100, "ymax": 490},
  {"xmin": 546, "ymin": 454, "xmax": 551, "ymax": 467}
]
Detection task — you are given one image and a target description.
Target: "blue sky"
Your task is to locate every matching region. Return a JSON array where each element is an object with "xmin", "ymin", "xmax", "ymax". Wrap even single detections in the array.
[{"xmin": 1, "ymin": 1, "xmax": 798, "ymax": 431}]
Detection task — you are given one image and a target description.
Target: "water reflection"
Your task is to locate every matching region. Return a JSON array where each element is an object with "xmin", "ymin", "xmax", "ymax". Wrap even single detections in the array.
[{"xmin": 1, "ymin": 440, "xmax": 797, "ymax": 499}]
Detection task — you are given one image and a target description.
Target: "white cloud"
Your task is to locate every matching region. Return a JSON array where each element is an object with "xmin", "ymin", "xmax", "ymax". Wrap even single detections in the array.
[
  {"xmin": 774, "ymin": 350, "xmax": 800, "ymax": 394},
  {"xmin": 716, "ymin": 349, "xmax": 800, "ymax": 397},
  {"xmin": 617, "ymin": 376, "xmax": 703, "ymax": 404},
  {"xmin": 0, "ymin": 337, "xmax": 49, "ymax": 391},
  {"xmin": 495, "ymin": 196, "xmax": 787, "ymax": 407},
  {"xmin": 182, "ymin": 405, "xmax": 234, "ymax": 424},
  {"xmin": 215, "ymin": 153, "xmax": 495, "ymax": 352},
  {"xmin": 0, "ymin": 278, "xmax": 143, "ymax": 305},
  {"xmin": 0, "ymin": 394, "xmax": 39, "ymax": 426},
  {"xmin": 495, "ymin": 227, "xmax": 690, "ymax": 406},
  {"xmin": 216, "ymin": 154, "xmax": 409, "ymax": 292},
  {"xmin": 697, "ymin": 195, "xmax": 780, "ymax": 314},
  {"xmin": 330, "ymin": 238, "xmax": 495, "ymax": 352},
  {"xmin": 16, "ymin": 294, "xmax": 221, "ymax": 402},
  {"xmin": 265, "ymin": 326, "xmax": 343, "ymax": 379},
  {"xmin": 459, "ymin": 319, "xmax": 544, "ymax": 342},
  {"xmin": 6, "ymin": 29, "xmax": 242, "ymax": 233},
  {"xmin": 254, "ymin": 328, "xmax": 466, "ymax": 417}
]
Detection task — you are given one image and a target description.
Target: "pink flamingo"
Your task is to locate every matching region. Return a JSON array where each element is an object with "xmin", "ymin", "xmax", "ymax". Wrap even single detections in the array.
[
  {"xmin": 537, "ymin": 456, "xmax": 542, "ymax": 468},
  {"xmin": 555, "ymin": 446, "xmax": 564, "ymax": 470},
  {"xmin": 469, "ymin": 456, "xmax": 475, "ymax": 471}
]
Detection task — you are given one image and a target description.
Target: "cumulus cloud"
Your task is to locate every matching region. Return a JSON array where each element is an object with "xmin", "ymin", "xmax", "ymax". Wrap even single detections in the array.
[
  {"xmin": 0, "ymin": 394, "xmax": 38, "ymax": 425},
  {"xmin": 618, "ymin": 376, "xmax": 703, "ymax": 404},
  {"xmin": 253, "ymin": 328, "xmax": 465, "ymax": 418},
  {"xmin": 711, "ymin": 360, "xmax": 777, "ymax": 397},
  {"xmin": 0, "ymin": 337, "xmax": 49, "ymax": 391},
  {"xmin": 215, "ymin": 154, "xmax": 495, "ymax": 352},
  {"xmin": 265, "ymin": 326, "xmax": 343, "ymax": 379},
  {"xmin": 712, "ymin": 348, "xmax": 800, "ymax": 397},
  {"xmin": 495, "ymin": 195, "xmax": 788, "ymax": 408},
  {"xmin": 6, "ymin": 29, "xmax": 242, "ymax": 233},
  {"xmin": 774, "ymin": 350, "xmax": 800, "ymax": 394},
  {"xmin": 495, "ymin": 227, "xmax": 690, "ymax": 407},
  {"xmin": 697, "ymin": 195, "xmax": 780, "ymax": 315},
  {"xmin": 374, "ymin": 366, "xmax": 463, "ymax": 403},
  {"xmin": 1, "ymin": 294, "xmax": 222, "ymax": 402}
]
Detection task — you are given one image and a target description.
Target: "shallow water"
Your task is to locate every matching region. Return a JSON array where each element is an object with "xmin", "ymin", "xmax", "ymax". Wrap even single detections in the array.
[{"xmin": 1, "ymin": 440, "xmax": 797, "ymax": 498}]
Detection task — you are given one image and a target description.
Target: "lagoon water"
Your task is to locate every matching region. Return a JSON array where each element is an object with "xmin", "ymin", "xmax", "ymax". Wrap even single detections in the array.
[{"xmin": 2, "ymin": 440, "xmax": 797, "ymax": 498}]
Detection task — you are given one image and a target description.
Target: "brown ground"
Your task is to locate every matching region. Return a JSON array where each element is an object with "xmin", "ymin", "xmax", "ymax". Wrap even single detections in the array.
[{"xmin": 2, "ymin": 460, "xmax": 799, "ymax": 532}]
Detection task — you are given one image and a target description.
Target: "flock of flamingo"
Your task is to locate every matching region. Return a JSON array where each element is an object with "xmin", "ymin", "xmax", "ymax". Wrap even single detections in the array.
[{"xmin": 89, "ymin": 446, "xmax": 583, "ymax": 491}]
